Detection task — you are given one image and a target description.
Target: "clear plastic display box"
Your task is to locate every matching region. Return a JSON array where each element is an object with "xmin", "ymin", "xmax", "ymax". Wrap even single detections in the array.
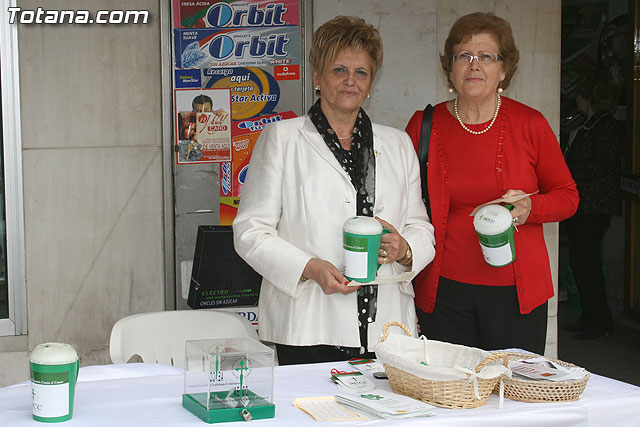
[{"xmin": 182, "ymin": 337, "xmax": 275, "ymax": 423}]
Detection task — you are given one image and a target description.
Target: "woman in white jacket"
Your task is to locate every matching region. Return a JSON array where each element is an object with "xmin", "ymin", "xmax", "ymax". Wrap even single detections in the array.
[{"xmin": 233, "ymin": 16, "xmax": 435, "ymax": 365}]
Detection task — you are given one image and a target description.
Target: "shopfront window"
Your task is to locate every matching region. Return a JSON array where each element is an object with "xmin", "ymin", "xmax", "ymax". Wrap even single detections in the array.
[{"xmin": 0, "ymin": 1, "xmax": 27, "ymax": 335}]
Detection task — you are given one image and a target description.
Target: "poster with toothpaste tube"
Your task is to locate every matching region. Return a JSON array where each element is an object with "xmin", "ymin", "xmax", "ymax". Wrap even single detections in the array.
[
  {"xmin": 174, "ymin": 26, "xmax": 301, "ymax": 70},
  {"xmin": 174, "ymin": 87, "xmax": 232, "ymax": 164},
  {"xmin": 219, "ymin": 110, "xmax": 297, "ymax": 225},
  {"xmin": 176, "ymin": 0, "xmax": 300, "ymax": 29}
]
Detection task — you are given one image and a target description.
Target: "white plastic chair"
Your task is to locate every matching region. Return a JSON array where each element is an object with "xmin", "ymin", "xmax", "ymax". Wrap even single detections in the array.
[{"xmin": 109, "ymin": 310, "xmax": 259, "ymax": 369}]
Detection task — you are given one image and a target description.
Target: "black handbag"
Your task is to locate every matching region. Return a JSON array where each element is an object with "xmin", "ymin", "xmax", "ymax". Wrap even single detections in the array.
[{"xmin": 418, "ymin": 104, "xmax": 434, "ymax": 218}]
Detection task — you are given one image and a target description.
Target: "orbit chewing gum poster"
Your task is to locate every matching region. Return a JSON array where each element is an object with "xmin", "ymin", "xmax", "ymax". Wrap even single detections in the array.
[
  {"xmin": 219, "ymin": 111, "xmax": 297, "ymax": 225},
  {"xmin": 174, "ymin": 26, "xmax": 301, "ymax": 69},
  {"xmin": 175, "ymin": 0, "xmax": 300, "ymax": 29}
]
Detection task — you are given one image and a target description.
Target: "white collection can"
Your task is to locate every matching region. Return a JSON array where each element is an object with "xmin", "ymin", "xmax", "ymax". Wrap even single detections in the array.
[{"xmin": 473, "ymin": 204, "xmax": 516, "ymax": 267}]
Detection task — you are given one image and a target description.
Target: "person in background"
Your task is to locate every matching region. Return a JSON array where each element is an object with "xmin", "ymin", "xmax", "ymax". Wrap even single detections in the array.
[
  {"xmin": 234, "ymin": 16, "xmax": 435, "ymax": 365},
  {"xmin": 405, "ymin": 12, "xmax": 579, "ymax": 354},
  {"xmin": 562, "ymin": 70, "xmax": 623, "ymax": 340}
]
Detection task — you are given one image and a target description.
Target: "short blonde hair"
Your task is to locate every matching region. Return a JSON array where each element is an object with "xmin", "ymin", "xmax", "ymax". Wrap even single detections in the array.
[{"xmin": 309, "ymin": 16, "xmax": 383, "ymax": 80}]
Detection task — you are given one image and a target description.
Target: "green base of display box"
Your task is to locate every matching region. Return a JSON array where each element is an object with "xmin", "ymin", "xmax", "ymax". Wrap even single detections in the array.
[{"xmin": 182, "ymin": 390, "xmax": 275, "ymax": 423}]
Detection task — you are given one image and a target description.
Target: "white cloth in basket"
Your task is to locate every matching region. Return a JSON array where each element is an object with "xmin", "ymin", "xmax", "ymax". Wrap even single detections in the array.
[{"xmin": 375, "ymin": 333, "xmax": 510, "ymax": 382}]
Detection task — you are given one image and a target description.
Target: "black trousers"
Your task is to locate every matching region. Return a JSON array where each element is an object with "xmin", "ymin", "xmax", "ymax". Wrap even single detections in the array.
[
  {"xmin": 275, "ymin": 344, "xmax": 376, "ymax": 366},
  {"xmin": 416, "ymin": 277, "xmax": 548, "ymax": 354},
  {"xmin": 565, "ymin": 213, "xmax": 613, "ymax": 329}
]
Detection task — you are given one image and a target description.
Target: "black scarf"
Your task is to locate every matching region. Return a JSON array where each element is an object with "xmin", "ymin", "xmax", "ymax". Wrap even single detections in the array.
[
  {"xmin": 308, "ymin": 98, "xmax": 378, "ymax": 356},
  {"xmin": 308, "ymin": 99, "xmax": 376, "ymax": 216}
]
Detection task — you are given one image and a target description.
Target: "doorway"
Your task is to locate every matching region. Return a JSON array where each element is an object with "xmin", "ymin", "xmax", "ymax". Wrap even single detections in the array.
[{"xmin": 560, "ymin": 0, "xmax": 640, "ymax": 321}]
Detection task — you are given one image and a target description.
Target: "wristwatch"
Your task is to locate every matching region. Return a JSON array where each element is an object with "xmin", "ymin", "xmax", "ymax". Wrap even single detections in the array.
[{"xmin": 398, "ymin": 245, "xmax": 413, "ymax": 266}]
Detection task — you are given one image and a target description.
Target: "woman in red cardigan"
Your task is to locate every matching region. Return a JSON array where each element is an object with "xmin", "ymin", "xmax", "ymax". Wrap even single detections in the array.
[{"xmin": 405, "ymin": 12, "xmax": 578, "ymax": 354}]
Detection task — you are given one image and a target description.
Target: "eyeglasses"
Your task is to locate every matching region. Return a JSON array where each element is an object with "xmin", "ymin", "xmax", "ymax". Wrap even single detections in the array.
[{"xmin": 452, "ymin": 53, "xmax": 503, "ymax": 64}]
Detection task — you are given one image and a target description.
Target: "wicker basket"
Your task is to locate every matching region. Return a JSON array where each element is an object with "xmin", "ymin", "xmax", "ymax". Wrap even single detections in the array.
[
  {"xmin": 378, "ymin": 322, "xmax": 509, "ymax": 409},
  {"xmin": 492, "ymin": 352, "xmax": 590, "ymax": 402}
]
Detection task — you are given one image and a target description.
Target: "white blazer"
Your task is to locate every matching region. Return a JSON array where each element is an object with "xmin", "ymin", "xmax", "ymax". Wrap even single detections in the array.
[{"xmin": 233, "ymin": 115, "xmax": 435, "ymax": 350}]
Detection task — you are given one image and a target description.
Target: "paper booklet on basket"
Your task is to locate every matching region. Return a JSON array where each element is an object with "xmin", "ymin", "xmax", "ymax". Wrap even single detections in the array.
[
  {"xmin": 509, "ymin": 357, "xmax": 588, "ymax": 382},
  {"xmin": 335, "ymin": 389, "xmax": 436, "ymax": 419}
]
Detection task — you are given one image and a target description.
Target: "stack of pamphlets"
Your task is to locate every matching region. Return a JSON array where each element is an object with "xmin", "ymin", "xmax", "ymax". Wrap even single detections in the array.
[
  {"xmin": 509, "ymin": 357, "xmax": 588, "ymax": 381},
  {"xmin": 335, "ymin": 389, "xmax": 436, "ymax": 419}
]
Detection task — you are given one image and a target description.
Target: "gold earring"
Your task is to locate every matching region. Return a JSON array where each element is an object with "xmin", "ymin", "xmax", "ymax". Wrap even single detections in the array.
[{"xmin": 497, "ymin": 87, "xmax": 504, "ymax": 94}]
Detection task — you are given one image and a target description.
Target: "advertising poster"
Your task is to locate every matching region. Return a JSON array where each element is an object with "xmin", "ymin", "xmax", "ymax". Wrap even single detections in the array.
[
  {"xmin": 176, "ymin": 0, "xmax": 300, "ymax": 29},
  {"xmin": 174, "ymin": 26, "xmax": 301, "ymax": 69},
  {"xmin": 174, "ymin": 88, "xmax": 232, "ymax": 164},
  {"xmin": 219, "ymin": 110, "xmax": 297, "ymax": 225},
  {"xmin": 204, "ymin": 66, "xmax": 284, "ymax": 120},
  {"xmin": 172, "ymin": 0, "xmax": 301, "ymax": 227}
]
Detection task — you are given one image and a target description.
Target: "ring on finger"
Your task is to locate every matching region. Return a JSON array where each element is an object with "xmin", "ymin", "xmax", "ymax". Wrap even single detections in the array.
[
  {"xmin": 513, "ymin": 216, "xmax": 520, "ymax": 224},
  {"xmin": 381, "ymin": 249, "xmax": 388, "ymax": 257}
]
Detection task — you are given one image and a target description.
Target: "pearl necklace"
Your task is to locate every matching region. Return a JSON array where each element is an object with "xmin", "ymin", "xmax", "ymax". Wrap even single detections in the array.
[{"xmin": 454, "ymin": 93, "xmax": 501, "ymax": 135}]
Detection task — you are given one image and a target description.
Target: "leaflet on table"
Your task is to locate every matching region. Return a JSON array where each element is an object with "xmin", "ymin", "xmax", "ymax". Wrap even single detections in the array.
[
  {"xmin": 293, "ymin": 397, "xmax": 365, "ymax": 422},
  {"xmin": 174, "ymin": 88, "xmax": 232, "ymax": 164},
  {"xmin": 174, "ymin": 27, "xmax": 301, "ymax": 70},
  {"xmin": 335, "ymin": 390, "xmax": 436, "ymax": 419},
  {"xmin": 331, "ymin": 371, "xmax": 376, "ymax": 393},
  {"xmin": 219, "ymin": 111, "xmax": 297, "ymax": 225},
  {"xmin": 175, "ymin": 0, "xmax": 300, "ymax": 29},
  {"xmin": 348, "ymin": 358, "xmax": 386, "ymax": 374},
  {"xmin": 509, "ymin": 357, "xmax": 589, "ymax": 382}
]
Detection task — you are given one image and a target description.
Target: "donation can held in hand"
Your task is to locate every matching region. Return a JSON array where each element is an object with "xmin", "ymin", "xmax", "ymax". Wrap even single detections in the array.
[{"xmin": 473, "ymin": 204, "xmax": 516, "ymax": 267}]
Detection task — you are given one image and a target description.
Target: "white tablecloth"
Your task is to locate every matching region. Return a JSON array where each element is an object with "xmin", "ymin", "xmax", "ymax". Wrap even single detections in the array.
[{"xmin": 1, "ymin": 360, "xmax": 639, "ymax": 426}]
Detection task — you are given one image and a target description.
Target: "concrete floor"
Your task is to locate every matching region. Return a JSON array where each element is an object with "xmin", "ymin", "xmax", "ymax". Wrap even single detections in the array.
[{"xmin": 557, "ymin": 301, "xmax": 640, "ymax": 387}]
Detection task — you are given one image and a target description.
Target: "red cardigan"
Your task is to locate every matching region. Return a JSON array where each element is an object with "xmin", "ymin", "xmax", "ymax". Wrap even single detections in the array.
[{"xmin": 406, "ymin": 97, "xmax": 579, "ymax": 314}]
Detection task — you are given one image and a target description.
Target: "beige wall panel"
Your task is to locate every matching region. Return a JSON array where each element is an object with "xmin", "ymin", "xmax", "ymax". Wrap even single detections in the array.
[
  {"xmin": 22, "ymin": 147, "xmax": 164, "ymax": 351},
  {"xmin": 0, "ymin": 0, "xmax": 166, "ymax": 376},
  {"xmin": 18, "ymin": 0, "xmax": 161, "ymax": 149},
  {"xmin": 0, "ymin": 351, "xmax": 29, "ymax": 387}
]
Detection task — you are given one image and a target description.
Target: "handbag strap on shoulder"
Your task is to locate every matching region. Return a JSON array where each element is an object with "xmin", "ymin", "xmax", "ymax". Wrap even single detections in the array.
[{"xmin": 419, "ymin": 104, "xmax": 434, "ymax": 217}]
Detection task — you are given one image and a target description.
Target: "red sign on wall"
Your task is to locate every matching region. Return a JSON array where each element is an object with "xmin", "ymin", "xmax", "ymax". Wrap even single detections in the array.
[{"xmin": 273, "ymin": 64, "xmax": 300, "ymax": 81}]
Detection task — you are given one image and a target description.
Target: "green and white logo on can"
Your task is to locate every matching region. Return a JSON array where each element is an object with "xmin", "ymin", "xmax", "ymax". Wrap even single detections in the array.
[
  {"xmin": 343, "ymin": 216, "xmax": 390, "ymax": 282},
  {"xmin": 344, "ymin": 232, "xmax": 374, "ymax": 280},
  {"xmin": 30, "ymin": 343, "xmax": 79, "ymax": 423}
]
